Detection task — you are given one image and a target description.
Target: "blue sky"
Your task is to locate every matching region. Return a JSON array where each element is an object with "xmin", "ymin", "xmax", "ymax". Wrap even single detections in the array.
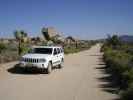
[{"xmin": 0, "ymin": 0, "xmax": 133, "ymax": 39}]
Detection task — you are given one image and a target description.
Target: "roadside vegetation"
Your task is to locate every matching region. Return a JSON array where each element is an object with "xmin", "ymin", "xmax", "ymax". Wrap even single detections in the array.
[
  {"xmin": 64, "ymin": 40, "xmax": 96, "ymax": 54},
  {"xmin": 0, "ymin": 42, "xmax": 19, "ymax": 63},
  {"xmin": 102, "ymin": 35, "xmax": 133, "ymax": 100},
  {"xmin": 0, "ymin": 28, "xmax": 96, "ymax": 63}
]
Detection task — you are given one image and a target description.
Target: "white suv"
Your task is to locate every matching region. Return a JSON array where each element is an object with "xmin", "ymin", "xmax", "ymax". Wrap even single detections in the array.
[{"xmin": 19, "ymin": 46, "xmax": 64, "ymax": 74}]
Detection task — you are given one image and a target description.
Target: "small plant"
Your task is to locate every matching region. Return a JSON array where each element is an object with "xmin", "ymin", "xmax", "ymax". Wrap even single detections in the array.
[{"xmin": 0, "ymin": 43, "xmax": 6, "ymax": 53}]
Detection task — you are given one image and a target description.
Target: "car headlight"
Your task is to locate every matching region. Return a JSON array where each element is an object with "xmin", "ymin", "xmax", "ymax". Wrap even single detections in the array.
[{"xmin": 40, "ymin": 59, "xmax": 46, "ymax": 62}]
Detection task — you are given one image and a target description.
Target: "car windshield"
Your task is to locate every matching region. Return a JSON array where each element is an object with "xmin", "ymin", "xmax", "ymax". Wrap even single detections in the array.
[{"xmin": 32, "ymin": 48, "xmax": 52, "ymax": 54}]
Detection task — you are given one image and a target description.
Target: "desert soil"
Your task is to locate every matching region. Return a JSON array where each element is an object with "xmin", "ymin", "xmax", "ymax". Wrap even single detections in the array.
[{"xmin": 0, "ymin": 44, "xmax": 119, "ymax": 100}]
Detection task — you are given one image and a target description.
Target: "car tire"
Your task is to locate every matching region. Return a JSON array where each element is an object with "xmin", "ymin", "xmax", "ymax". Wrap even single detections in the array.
[
  {"xmin": 58, "ymin": 59, "xmax": 64, "ymax": 69},
  {"xmin": 46, "ymin": 62, "xmax": 52, "ymax": 74}
]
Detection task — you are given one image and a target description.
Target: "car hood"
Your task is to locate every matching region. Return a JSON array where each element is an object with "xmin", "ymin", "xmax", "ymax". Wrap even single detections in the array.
[{"xmin": 22, "ymin": 53, "xmax": 51, "ymax": 59}]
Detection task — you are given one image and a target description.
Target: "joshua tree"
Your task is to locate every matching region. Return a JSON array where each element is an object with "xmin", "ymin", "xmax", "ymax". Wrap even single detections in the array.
[
  {"xmin": 106, "ymin": 34, "xmax": 121, "ymax": 49},
  {"xmin": 14, "ymin": 30, "xmax": 28, "ymax": 55},
  {"xmin": 14, "ymin": 30, "xmax": 21, "ymax": 55},
  {"xmin": 20, "ymin": 30, "xmax": 27, "ymax": 42}
]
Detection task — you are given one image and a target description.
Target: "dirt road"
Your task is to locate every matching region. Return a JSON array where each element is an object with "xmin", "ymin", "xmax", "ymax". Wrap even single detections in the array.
[{"xmin": 0, "ymin": 44, "xmax": 118, "ymax": 100}]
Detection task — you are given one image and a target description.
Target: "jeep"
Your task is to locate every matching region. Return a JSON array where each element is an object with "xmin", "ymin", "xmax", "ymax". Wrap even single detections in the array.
[{"xmin": 19, "ymin": 46, "xmax": 64, "ymax": 74}]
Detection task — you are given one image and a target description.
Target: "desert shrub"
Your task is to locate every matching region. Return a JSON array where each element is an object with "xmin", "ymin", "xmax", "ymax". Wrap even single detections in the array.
[
  {"xmin": 20, "ymin": 44, "xmax": 29, "ymax": 55},
  {"xmin": 103, "ymin": 47, "xmax": 133, "ymax": 89},
  {"xmin": 64, "ymin": 41, "xmax": 93, "ymax": 54},
  {"xmin": 102, "ymin": 35, "xmax": 133, "ymax": 99},
  {"xmin": 0, "ymin": 43, "xmax": 6, "ymax": 53},
  {"xmin": 0, "ymin": 51, "xmax": 19, "ymax": 63},
  {"xmin": 0, "ymin": 43, "xmax": 19, "ymax": 63},
  {"xmin": 126, "ymin": 47, "xmax": 133, "ymax": 55},
  {"xmin": 122, "ymin": 69, "xmax": 133, "ymax": 88},
  {"xmin": 121, "ymin": 83, "xmax": 133, "ymax": 100},
  {"xmin": 64, "ymin": 47, "xmax": 80, "ymax": 54}
]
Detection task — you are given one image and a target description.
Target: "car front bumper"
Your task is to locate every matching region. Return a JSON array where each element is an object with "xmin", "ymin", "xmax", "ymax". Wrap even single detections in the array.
[{"xmin": 19, "ymin": 61, "xmax": 48, "ymax": 69}]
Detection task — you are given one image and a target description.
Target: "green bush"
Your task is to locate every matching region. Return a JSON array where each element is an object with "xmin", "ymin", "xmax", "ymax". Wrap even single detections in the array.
[
  {"xmin": 122, "ymin": 69, "xmax": 133, "ymax": 88},
  {"xmin": 0, "ymin": 43, "xmax": 6, "ymax": 53},
  {"xmin": 20, "ymin": 44, "xmax": 29, "ymax": 55},
  {"xmin": 64, "ymin": 47, "xmax": 80, "ymax": 54},
  {"xmin": 102, "ymin": 39, "xmax": 133, "ymax": 100},
  {"xmin": 0, "ymin": 43, "xmax": 19, "ymax": 63},
  {"xmin": 103, "ymin": 46, "xmax": 133, "ymax": 88},
  {"xmin": 121, "ymin": 83, "xmax": 133, "ymax": 100},
  {"xmin": 64, "ymin": 42, "xmax": 92, "ymax": 54}
]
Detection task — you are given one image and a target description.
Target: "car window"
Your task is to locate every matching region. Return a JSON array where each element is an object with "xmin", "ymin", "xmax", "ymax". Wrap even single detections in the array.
[
  {"xmin": 57, "ymin": 48, "xmax": 60, "ymax": 54},
  {"xmin": 33, "ymin": 48, "xmax": 52, "ymax": 54},
  {"xmin": 53, "ymin": 48, "xmax": 58, "ymax": 55}
]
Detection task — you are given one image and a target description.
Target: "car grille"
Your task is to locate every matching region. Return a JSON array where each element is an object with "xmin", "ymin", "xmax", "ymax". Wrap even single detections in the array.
[{"xmin": 23, "ymin": 58, "xmax": 39, "ymax": 63}]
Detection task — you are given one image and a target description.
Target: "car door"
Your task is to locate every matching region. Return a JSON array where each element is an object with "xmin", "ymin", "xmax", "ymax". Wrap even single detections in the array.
[
  {"xmin": 57, "ymin": 48, "xmax": 61, "ymax": 63},
  {"xmin": 60, "ymin": 48, "xmax": 64, "ymax": 59},
  {"xmin": 52, "ymin": 48, "xmax": 59, "ymax": 66}
]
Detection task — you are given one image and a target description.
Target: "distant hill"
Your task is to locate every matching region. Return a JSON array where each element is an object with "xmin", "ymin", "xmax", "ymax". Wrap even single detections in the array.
[{"xmin": 119, "ymin": 35, "xmax": 133, "ymax": 43}]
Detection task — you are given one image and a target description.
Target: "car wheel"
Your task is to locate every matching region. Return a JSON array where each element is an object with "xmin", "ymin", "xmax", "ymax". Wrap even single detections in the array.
[
  {"xmin": 46, "ymin": 62, "xmax": 52, "ymax": 74},
  {"xmin": 58, "ymin": 59, "xmax": 64, "ymax": 69}
]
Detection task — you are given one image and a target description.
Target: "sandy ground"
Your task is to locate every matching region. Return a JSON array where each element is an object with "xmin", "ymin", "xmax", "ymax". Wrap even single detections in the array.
[{"xmin": 0, "ymin": 44, "xmax": 119, "ymax": 100}]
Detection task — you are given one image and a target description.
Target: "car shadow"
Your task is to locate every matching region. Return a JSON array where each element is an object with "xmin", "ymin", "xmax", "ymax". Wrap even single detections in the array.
[{"xmin": 7, "ymin": 64, "xmax": 45, "ymax": 75}]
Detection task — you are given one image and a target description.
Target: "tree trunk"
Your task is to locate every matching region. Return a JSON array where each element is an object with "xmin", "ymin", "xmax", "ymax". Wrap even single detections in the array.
[{"xmin": 18, "ymin": 40, "xmax": 21, "ymax": 56}]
